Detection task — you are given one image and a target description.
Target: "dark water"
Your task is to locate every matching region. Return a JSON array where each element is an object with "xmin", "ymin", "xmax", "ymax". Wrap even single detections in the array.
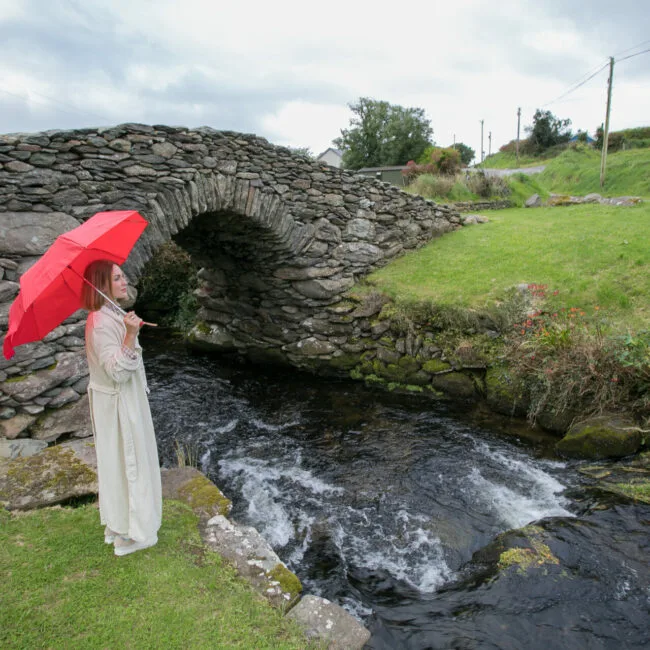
[{"xmin": 144, "ymin": 333, "xmax": 650, "ymax": 650}]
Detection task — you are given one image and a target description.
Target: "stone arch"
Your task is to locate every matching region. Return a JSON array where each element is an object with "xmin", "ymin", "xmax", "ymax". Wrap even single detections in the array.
[{"xmin": 0, "ymin": 124, "xmax": 462, "ymax": 435}]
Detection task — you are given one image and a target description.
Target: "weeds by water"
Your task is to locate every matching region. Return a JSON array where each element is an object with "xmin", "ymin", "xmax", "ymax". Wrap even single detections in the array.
[{"xmin": 504, "ymin": 286, "xmax": 650, "ymax": 423}]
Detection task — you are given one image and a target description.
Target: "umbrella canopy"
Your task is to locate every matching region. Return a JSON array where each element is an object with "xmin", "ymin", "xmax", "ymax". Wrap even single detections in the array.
[{"xmin": 3, "ymin": 210, "xmax": 148, "ymax": 360}]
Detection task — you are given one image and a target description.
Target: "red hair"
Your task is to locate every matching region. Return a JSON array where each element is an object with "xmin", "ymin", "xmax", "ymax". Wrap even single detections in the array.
[{"xmin": 81, "ymin": 260, "xmax": 114, "ymax": 311}]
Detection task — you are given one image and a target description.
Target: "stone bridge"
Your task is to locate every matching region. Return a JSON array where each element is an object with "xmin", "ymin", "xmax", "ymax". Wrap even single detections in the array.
[{"xmin": 0, "ymin": 124, "xmax": 461, "ymax": 439}]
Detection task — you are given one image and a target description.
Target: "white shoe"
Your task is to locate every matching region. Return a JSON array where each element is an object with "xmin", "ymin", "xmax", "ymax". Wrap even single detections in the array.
[
  {"xmin": 104, "ymin": 526, "xmax": 119, "ymax": 544},
  {"xmin": 114, "ymin": 536, "xmax": 158, "ymax": 557}
]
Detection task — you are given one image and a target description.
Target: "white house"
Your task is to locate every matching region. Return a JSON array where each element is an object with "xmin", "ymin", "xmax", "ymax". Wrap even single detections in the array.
[{"xmin": 316, "ymin": 147, "xmax": 343, "ymax": 168}]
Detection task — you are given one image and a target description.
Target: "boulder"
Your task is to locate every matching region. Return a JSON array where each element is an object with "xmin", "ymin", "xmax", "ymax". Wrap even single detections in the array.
[
  {"xmin": 0, "ymin": 211, "xmax": 80, "ymax": 255},
  {"xmin": 556, "ymin": 415, "xmax": 643, "ymax": 459},
  {"xmin": 0, "ymin": 438, "xmax": 97, "ymax": 510},
  {"xmin": 525, "ymin": 194, "xmax": 541, "ymax": 208},
  {"xmin": 286, "ymin": 595, "xmax": 371, "ymax": 650},
  {"xmin": 30, "ymin": 394, "xmax": 92, "ymax": 442},
  {"xmin": 161, "ymin": 466, "xmax": 231, "ymax": 519}
]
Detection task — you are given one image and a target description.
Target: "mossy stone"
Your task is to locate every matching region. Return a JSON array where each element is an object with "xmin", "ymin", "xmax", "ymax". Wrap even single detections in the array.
[
  {"xmin": 267, "ymin": 563, "xmax": 302, "ymax": 605},
  {"xmin": 177, "ymin": 475, "xmax": 232, "ymax": 518},
  {"xmin": 1, "ymin": 444, "xmax": 97, "ymax": 510},
  {"xmin": 556, "ymin": 415, "xmax": 643, "ymax": 460},
  {"xmin": 430, "ymin": 372, "xmax": 477, "ymax": 399},
  {"xmin": 485, "ymin": 365, "xmax": 529, "ymax": 417},
  {"xmin": 329, "ymin": 353, "xmax": 362, "ymax": 370},
  {"xmin": 422, "ymin": 358, "xmax": 452, "ymax": 374}
]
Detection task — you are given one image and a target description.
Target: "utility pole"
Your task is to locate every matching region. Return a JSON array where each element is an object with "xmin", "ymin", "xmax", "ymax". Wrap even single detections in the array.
[
  {"xmin": 600, "ymin": 56, "xmax": 615, "ymax": 188},
  {"xmin": 480, "ymin": 120, "xmax": 484, "ymax": 163},
  {"xmin": 516, "ymin": 107, "xmax": 521, "ymax": 166},
  {"xmin": 453, "ymin": 133, "xmax": 456, "ymax": 148},
  {"xmin": 488, "ymin": 131, "xmax": 492, "ymax": 157}
]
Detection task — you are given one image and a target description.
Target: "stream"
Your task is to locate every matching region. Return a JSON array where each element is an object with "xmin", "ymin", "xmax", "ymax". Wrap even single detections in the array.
[{"xmin": 144, "ymin": 333, "xmax": 650, "ymax": 649}]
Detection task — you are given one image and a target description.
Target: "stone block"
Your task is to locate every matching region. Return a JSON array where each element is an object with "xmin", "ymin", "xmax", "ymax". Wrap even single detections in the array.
[
  {"xmin": 0, "ymin": 211, "xmax": 80, "ymax": 255},
  {"xmin": 1, "ymin": 352, "xmax": 87, "ymax": 402},
  {"xmin": 286, "ymin": 595, "xmax": 370, "ymax": 649},
  {"xmin": 0, "ymin": 438, "xmax": 97, "ymax": 510},
  {"xmin": 0, "ymin": 413, "xmax": 36, "ymax": 439},
  {"xmin": 0, "ymin": 437, "xmax": 48, "ymax": 459},
  {"xmin": 30, "ymin": 394, "xmax": 91, "ymax": 442}
]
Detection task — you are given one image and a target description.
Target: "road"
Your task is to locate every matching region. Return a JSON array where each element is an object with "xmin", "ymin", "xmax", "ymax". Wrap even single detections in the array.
[{"xmin": 476, "ymin": 165, "xmax": 546, "ymax": 177}]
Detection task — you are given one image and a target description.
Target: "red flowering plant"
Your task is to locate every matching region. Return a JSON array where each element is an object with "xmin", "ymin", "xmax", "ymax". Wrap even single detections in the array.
[{"xmin": 504, "ymin": 284, "xmax": 649, "ymax": 422}]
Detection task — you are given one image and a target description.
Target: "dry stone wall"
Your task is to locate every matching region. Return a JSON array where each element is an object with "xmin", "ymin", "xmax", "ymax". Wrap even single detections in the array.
[{"xmin": 0, "ymin": 123, "xmax": 461, "ymax": 441}]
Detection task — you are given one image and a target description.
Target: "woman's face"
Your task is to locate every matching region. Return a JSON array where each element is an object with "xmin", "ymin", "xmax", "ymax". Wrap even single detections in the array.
[{"xmin": 110, "ymin": 265, "xmax": 129, "ymax": 301}]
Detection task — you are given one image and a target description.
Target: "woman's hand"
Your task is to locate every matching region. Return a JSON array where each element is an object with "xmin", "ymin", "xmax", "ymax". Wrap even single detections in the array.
[{"xmin": 123, "ymin": 311, "xmax": 143, "ymax": 335}]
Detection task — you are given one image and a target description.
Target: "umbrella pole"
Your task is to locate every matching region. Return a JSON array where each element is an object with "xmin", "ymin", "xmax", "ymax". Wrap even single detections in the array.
[{"xmin": 69, "ymin": 266, "xmax": 157, "ymax": 326}]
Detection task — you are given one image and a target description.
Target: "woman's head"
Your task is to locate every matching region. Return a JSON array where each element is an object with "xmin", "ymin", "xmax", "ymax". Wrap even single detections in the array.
[{"xmin": 81, "ymin": 261, "xmax": 128, "ymax": 311}]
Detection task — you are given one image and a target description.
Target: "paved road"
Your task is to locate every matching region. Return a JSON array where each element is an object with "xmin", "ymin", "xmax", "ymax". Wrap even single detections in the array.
[{"xmin": 477, "ymin": 165, "xmax": 546, "ymax": 177}]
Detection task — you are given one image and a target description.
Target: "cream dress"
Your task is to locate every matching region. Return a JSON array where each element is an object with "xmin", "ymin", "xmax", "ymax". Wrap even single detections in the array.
[{"xmin": 85, "ymin": 304, "xmax": 162, "ymax": 543}]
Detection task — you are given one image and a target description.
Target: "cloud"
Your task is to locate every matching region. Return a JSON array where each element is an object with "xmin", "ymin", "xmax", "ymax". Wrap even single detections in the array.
[{"xmin": 0, "ymin": 0, "xmax": 648, "ymax": 156}]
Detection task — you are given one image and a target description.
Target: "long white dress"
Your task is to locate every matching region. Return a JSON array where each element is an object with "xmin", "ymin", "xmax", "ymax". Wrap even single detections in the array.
[{"xmin": 85, "ymin": 304, "xmax": 162, "ymax": 543}]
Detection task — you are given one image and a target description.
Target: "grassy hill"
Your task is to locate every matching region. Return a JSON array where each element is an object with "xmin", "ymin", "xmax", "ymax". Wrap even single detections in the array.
[
  {"xmin": 539, "ymin": 146, "xmax": 650, "ymax": 197},
  {"xmin": 407, "ymin": 142, "xmax": 650, "ymax": 205}
]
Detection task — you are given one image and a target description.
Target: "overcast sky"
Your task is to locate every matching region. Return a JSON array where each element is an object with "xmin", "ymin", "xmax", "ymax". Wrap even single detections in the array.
[{"xmin": 1, "ymin": 0, "xmax": 648, "ymax": 162}]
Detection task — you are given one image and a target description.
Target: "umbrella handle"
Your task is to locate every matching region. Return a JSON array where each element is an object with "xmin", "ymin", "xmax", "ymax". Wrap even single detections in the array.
[{"xmin": 71, "ymin": 267, "xmax": 158, "ymax": 327}]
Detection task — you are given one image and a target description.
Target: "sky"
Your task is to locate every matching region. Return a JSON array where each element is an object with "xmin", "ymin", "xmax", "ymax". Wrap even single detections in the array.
[{"xmin": 1, "ymin": 0, "xmax": 648, "ymax": 163}]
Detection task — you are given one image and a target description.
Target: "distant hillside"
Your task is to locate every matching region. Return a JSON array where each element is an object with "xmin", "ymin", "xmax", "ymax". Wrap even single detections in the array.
[
  {"xmin": 538, "ymin": 146, "xmax": 650, "ymax": 197},
  {"xmin": 483, "ymin": 125, "xmax": 650, "ymax": 170}
]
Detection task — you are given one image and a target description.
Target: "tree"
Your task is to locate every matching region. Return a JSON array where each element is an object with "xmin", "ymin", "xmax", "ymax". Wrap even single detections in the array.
[
  {"xmin": 452, "ymin": 142, "xmax": 475, "ymax": 166},
  {"xmin": 333, "ymin": 97, "xmax": 433, "ymax": 170},
  {"xmin": 525, "ymin": 109, "xmax": 572, "ymax": 154}
]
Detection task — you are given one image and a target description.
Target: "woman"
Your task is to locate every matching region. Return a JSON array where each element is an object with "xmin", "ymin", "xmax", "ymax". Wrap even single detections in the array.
[{"xmin": 82, "ymin": 260, "xmax": 162, "ymax": 557}]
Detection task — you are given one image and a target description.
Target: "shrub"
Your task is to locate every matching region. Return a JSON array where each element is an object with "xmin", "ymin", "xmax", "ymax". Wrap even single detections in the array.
[
  {"xmin": 136, "ymin": 241, "xmax": 198, "ymax": 330},
  {"xmin": 430, "ymin": 147, "xmax": 462, "ymax": 175},
  {"xmin": 404, "ymin": 147, "xmax": 462, "ymax": 182},
  {"xmin": 407, "ymin": 173, "xmax": 456, "ymax": 198},
  {"xmin": 466, "ymin": 171, "xmax": 511, "ymax": 198}
]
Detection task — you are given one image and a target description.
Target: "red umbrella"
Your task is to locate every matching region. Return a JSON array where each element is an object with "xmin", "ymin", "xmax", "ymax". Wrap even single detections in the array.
[{"xmin": 3, "ymin": 210, "xmax": 148, "ymax": 360}]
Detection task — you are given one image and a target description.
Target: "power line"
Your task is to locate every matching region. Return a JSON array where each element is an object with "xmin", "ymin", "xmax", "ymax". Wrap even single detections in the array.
[
  {"xmin": 612, "ymin": 38, "xmax": 650, "ymax": 59},
  {"xmin": 541, "ymin": 61, "xmax": 610, "ymax": 107},
  {"xmin": 617, "ymin": 47, "xmax": 650, "ymax": 63}
]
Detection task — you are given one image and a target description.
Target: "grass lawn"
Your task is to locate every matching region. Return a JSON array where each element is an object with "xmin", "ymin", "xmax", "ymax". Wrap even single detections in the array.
[
  {"xmin": 367, "ymin": 202, "xmax": 650, "ymax": 331},
  {"xmin": 0, "ymin": 501, "xmax": 316, "ymax": 650}
]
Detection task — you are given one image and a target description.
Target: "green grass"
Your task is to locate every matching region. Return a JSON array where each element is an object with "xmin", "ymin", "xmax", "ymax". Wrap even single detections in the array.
[
  {"xmin": 539, "ymin": 147, "xmax": 650, "ymax": 198},
  {"xmin": 405, "ymin": 171, "xmax": 541, "ymax": 207},
  {"xmin": 0, "ymin": 501, "xmax": 316, "ymax": 650},
  {"xmin": 479, "ymin": 151, "xmax": 551, "ymax": 169},
  {"xmin": 505, "ymin": 173, "xmax": 549, "ymax": 206},
  {"xmin": 482, "ymin": 144, "xmax": 650, "ymax": 198},
  {"xmin": 367, "ymin": 202, "xmax": 650, "ymax": 330}
]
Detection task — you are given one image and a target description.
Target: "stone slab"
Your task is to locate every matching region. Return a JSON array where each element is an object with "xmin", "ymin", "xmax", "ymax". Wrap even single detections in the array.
[
  {"xmin": 286, "ymin": 595, "xmax": 371, "ymax": 649},
  {"xmin": 0, "ymin": 438, "xmax": 97, "ymax": 510}
]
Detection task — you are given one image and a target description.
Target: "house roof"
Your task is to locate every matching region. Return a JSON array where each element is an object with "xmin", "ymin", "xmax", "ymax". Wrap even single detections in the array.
[
  {"xmin": 357, "ymin": 165, "xmax": 408, "ymax": 172},
  {"xmin": 316, "ymin": 147, "xmax": 342, "ymax": 159}
]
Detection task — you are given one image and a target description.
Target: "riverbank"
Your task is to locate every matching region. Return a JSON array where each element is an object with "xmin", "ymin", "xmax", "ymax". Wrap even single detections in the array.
[
  {"xmin": 0, "ymin": 448, "xmax": 370, "ymax": 649},
  {"xmin": 0, "ymin": 499, "xmax": 316, "ymax": 649}
]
